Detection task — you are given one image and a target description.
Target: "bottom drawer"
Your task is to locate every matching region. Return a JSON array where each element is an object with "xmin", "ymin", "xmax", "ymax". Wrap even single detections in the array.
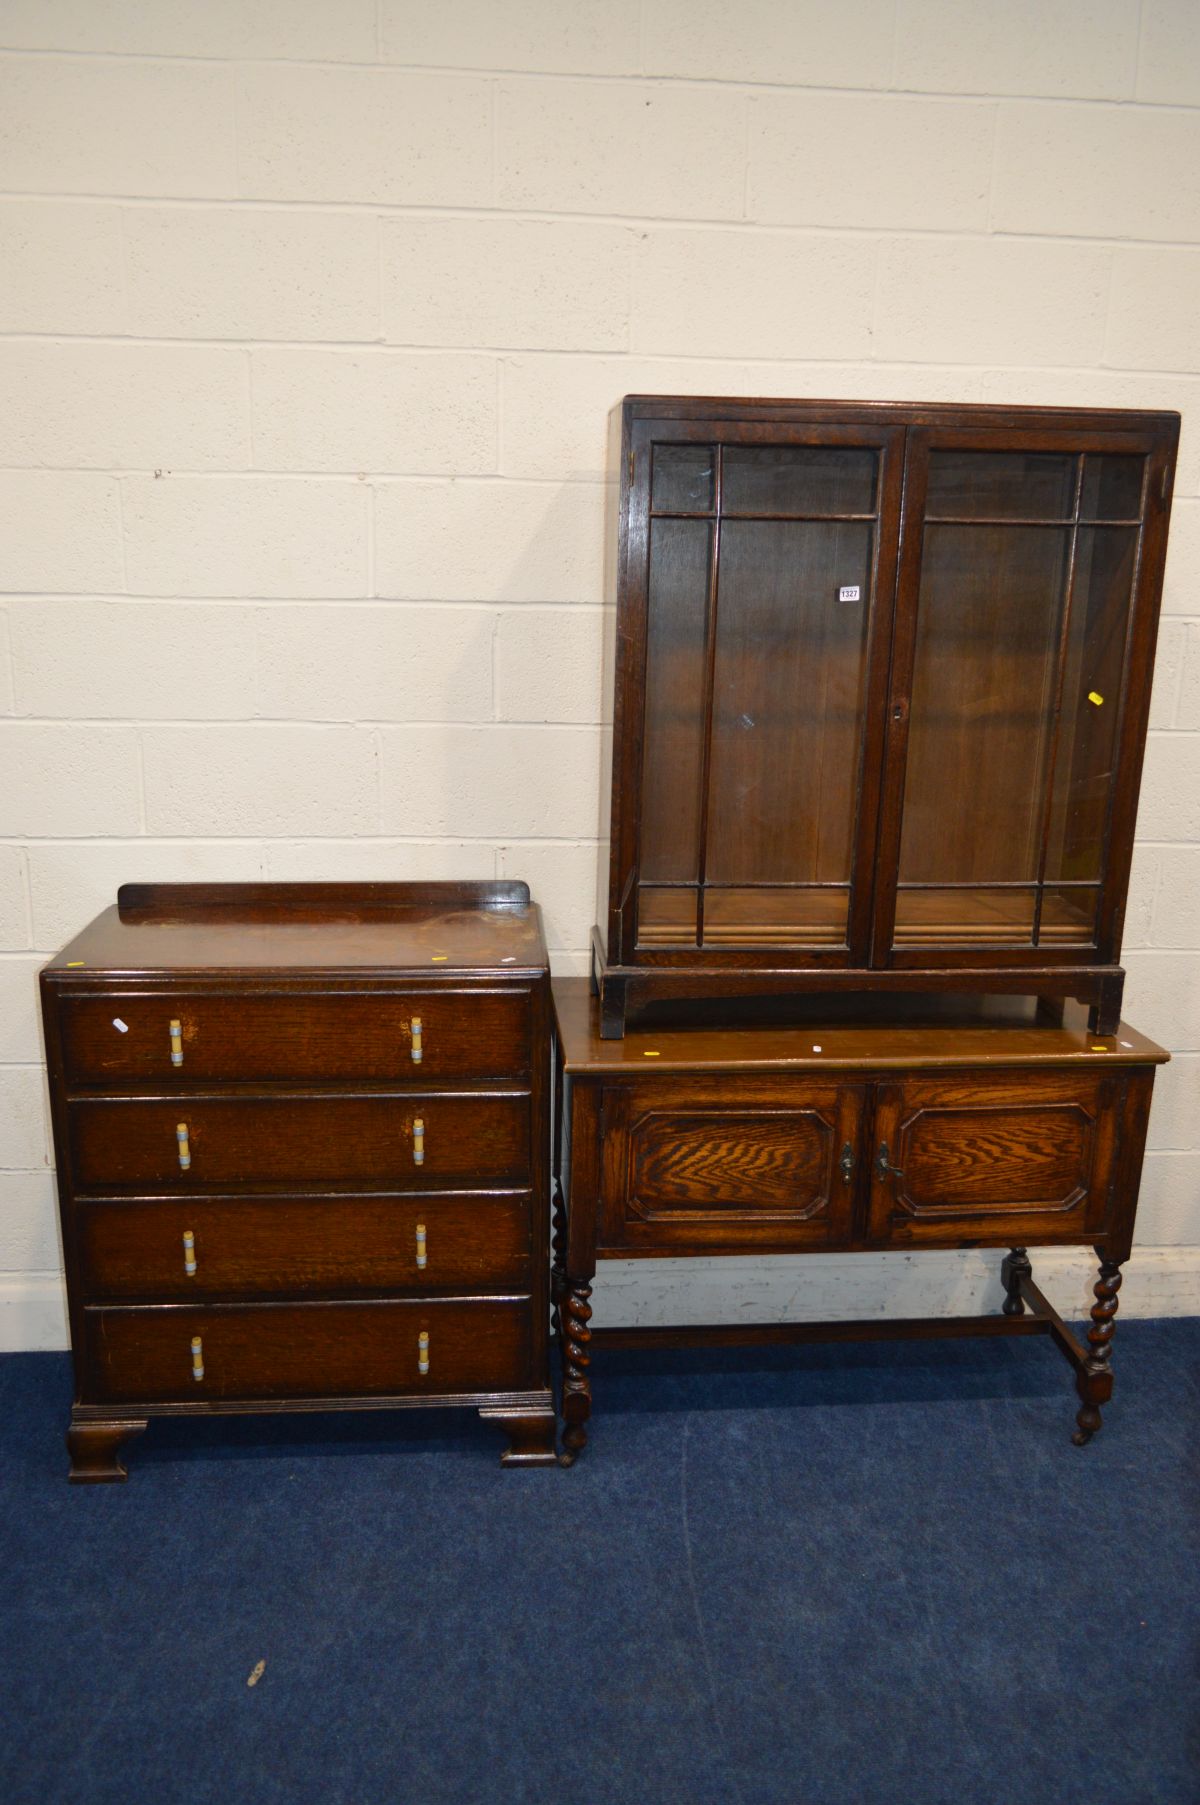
[{"xmin": 81, "ymin": 1298, "xmax": 533, "ymax": 1404}]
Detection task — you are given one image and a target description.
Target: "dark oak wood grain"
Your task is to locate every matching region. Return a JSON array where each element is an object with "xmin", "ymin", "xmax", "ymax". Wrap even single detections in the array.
[
  {"xmin": 552, "ymin": 976, "xmax": 1165, "ymax": 1458},
  {"xmin": 50, "ymin": 880, "xmax": 546, "ymax": 974},
  {"xmin": 865, "ymin": 1070, "xmax": 1118, "ymax": 1247},
  {"xmin": 598, "ymin": 1074, "xmax": 863, "ymax": 1252},
  {"xmin": 596, "ymin": 398, "xmax": 1179, "ymax": 1037},
  {"xmin": 556, "ymin": 972, "xmax": 1167, "ymax": 1073},
  {"xmin": 60, "ymin": 989, "xmax": 531, "ymax": 1084},
  {"xmin": 41, "ymin": 883, "xmax": 557, "ymax": 1476},
  {"xmin": 77, "ymin": 1192, "xmax": 532, "ymax": 1300},
  {"xmin": 83, "ymin": 1297, "xmax": 533, "ymax": 1404},
  {"xmin": 1001, "ymin": 1246, "xmax": 1033, "ymax": 1316},
  {"xmin": 68, "ymin": 1092, "xmax": 531, "ymax": 1190},
  {"xmin": 1073, "ymin": 1250, "xmax": 1123, "ymax": 1444},
  {"xmin": 65, "ymin": 1418, "xmax": 147, "ymax": 1484}
]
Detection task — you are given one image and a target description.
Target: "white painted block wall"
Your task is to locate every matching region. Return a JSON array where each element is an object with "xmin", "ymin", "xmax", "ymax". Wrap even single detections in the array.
[{"xmin": 1, "ymin": 0, "xmax": 1197, "ymax": 1345}]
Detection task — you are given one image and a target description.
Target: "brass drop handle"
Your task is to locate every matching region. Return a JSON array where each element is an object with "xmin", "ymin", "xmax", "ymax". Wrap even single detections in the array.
[
  {"xmin": 876, "ymin": 1142, "xmax": 905, "ymax": 1183},
  {"xmin": 176, "ymin": 1122, "xmax": 191, "ymax": 1170},
  {"xmin": 169, "ymin": 1019, "xmax": 183, "ymax": 1067},
  {"xmin": 418, "ymin": 1330, "xmax": 430, "ymax": 1375},
  {"xmin": 412, "ymin": 1117, "xmax": 425, "ymax": 1166},
  {"xmin": 182, "ymin": 1229, "xmax": 197, "ymax": 1276},
  {"xmin": 840, "ymin": 1142, "xmax": 854, "ymax": 1184},
  {"xmin": 415, "ymin": 1222, "xmax": 427, "ymax": 1270},
  {"xmin": 190, "ymin": 1335, "xmax": 204, "ymax": 1381},
  {"xmin": 410, "ymin": 1016, "xmax": 423, "ymax": 1064}
]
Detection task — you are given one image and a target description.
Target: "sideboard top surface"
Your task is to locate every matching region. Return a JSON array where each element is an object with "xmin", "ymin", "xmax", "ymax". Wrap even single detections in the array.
[
  {"xmin": 552, "ymin": 978, "xmax": 1168, "ymax": 1074},
  {"xmin": 42, "ymin": 882, "xmax": 548, "ymax": 978}
]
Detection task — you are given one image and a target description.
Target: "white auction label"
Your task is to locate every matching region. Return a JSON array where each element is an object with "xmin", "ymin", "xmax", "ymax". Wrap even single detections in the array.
[{"xmin": 838, "ymin": 584, "xmax": 861, "ymax": 602}]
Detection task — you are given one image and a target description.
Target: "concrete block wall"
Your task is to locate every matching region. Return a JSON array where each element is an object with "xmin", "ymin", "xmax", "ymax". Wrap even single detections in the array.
[{"xmin": 1, "ymin": 0, "xmax": 1197, "ymax": 1344}]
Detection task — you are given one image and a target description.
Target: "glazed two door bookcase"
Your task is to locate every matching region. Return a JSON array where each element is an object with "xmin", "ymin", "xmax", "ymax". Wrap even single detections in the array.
[{"xmin": 594, "ymin": 397, "xmax": 1179, "ymax": 1037}]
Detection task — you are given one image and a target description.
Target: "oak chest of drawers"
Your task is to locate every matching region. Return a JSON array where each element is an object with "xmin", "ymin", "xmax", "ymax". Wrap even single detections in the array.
[{"xmin": 40, "ymin": 881, "xmax": 557, "ymax": 1479}]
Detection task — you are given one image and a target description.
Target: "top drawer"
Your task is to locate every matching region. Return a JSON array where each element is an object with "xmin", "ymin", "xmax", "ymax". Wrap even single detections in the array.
[{"xmin": 56, "ymin": 990, "xmax": 531, "ymax": 1086}]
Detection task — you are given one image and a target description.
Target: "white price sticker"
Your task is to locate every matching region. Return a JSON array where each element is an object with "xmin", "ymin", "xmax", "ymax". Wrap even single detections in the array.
[{"xmin": 838, "ymin": 584, "xmax": 861, "ymax": 603}]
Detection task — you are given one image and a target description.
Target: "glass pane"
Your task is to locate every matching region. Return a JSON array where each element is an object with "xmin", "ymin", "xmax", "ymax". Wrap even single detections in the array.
[
  {"xmin": 640, "ymin": 519, "xmax": 710, "ymax": 884},
  {"xmin": 722, "ymin": 446, "xmax": 877, "ymax": 516},
  {"xmin": 925, "ymin": 450, "xmax": 1076, "ymax": 520},
  {"xmin": 703, "ymin": 887, "xmax": 848, "ymax": 947},
  {"xmin": 1039, "ymin": 886, "xmax": 1100, "ymax": 945},
  {"xmin": 899, "ymin": 525, "xmax": 1071, "ymax": 885},
  {"xmin": 636, "ymin": 886, "xmax": 698, "ymax": 947},
  {"xmin": 1043, "ymin": 527, "xmax": 1138, "ymax": 883},
  {"xmin": 894, "ymin": 887, "xmax": 1036, "ymax": 947},
  {"xmin": 1080, "ymin": 454, "xmax": 1144, "ymax": 520},
  {"xmin": 651, "ymin": 443, "xmax": 714, "ymax": 513},
  {"xmin": 705, "ymin": 520, "xmax": 872, "ymax": 903}
]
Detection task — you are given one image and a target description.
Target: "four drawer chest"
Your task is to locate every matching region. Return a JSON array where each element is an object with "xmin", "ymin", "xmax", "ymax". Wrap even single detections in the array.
[{"xmin": 40, "ymin": 881, "xmax": 557, "ymax": 1480}]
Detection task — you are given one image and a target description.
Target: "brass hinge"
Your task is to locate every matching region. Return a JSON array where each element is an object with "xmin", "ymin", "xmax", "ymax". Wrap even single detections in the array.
[{"xmin": 628, "ymin": 448, "xmax": 635, "ymax": 484}]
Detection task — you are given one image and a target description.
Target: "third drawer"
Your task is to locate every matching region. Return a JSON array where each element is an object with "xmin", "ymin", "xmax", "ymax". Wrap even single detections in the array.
[{"xmin": 76, "ymin": 1192, "xmax": 532, "ymax": 1300}]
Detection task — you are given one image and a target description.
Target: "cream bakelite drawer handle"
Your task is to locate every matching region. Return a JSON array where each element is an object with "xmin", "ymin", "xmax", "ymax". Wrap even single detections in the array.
[
  {"xmin": 176, "ymin": 1123, "xmax": 191, "ymax": 1170},
  {"xmin": 412, "ymin": 1117, "xmax": 425, "ymax": 1166},
  {"xmin": 169, "ymin": 1019, "xmax": 184, "ymax": 1067},
  {"xmin": 418, "ymin": 1330, "xmax": 430, "ymax": 1376},
  {"xmin": 191, "ymin": 1335, "xmax": 204, "ymax": 1381},
  {"xmin": 410, "ymin": 1016, "xmax": 423, "ymax": 1064},
  {"xmin": 415, "ymin": 1223, "xmax": 427, "ymax": 1270},
  {"xmin": 182, "ymin": 1229, "xmax": 197, "ymax": 1276}
]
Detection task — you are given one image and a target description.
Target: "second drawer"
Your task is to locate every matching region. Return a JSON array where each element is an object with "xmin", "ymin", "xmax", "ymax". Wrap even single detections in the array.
[
  {"xmin": 76, "ymin": 1192, "xmax": 532, "ymax": 1299},
  {"xmin": 68, "ymin": 1093, "xmax": 530, "ymax": 1190}
]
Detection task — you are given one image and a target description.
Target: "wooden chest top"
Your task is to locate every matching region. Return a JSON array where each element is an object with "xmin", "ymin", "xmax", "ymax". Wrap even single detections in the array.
[{"xmin": 43, "ymin": 881, "xmax": 548, "ymax": 978}]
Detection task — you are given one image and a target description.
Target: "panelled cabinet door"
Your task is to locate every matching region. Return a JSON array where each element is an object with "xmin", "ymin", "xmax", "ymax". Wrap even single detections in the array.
[
  {"xmin": 874, "ymin": 425, "xmax": 1171, "ymax": 967},
  {"xmin": 866, "ymin": 1069, "xmax": 1120, "ymax": 1248},
  {"xmin": 614, "ymin": 415, "xmax": 906, "ymax": 965},
  {"xmin": 598, "ymin": 1076, "xmax": 866, "ymax": 1252}
]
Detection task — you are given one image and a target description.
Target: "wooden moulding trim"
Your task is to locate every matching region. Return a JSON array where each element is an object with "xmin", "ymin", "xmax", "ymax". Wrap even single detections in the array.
[
  {"xmin": 71, "ymin": 1389, "xmax": 555, "ymax": 1421},
  {"xmin": 601, "ymin": 962, "xmax": 1119, "ymax": 989},
  {"xmin": 623, "ymin": 396, "xmax": 1181, "ymax": 435},
  {"xmin": 117, "ymin": 880, "xmax": 531, "ymax": 915},
  {"xmin": 45, "ymin": 971, "xmax": 547, "ymax": 989}
]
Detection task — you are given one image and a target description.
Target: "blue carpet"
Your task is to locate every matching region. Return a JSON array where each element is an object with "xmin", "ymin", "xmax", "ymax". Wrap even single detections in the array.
[{"xmin": 1, "ymin": 1321, "xmax": 1197, "ymax": 1805}]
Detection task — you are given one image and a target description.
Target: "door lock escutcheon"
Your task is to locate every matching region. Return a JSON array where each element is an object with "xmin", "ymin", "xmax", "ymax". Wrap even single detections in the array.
[{"xmin": 875, "ymin": 1141, "xmax": 905, "ymax": 1183}]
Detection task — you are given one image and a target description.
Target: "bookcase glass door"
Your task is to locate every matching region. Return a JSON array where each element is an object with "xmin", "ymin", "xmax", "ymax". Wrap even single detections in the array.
[
  {"xmin": 890, "ymin": 446, "xmax": 1146, "ymax": 953},
  {"xmin": 635, "ymin": 438, "xmax": 880, "ymax": 952}
]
